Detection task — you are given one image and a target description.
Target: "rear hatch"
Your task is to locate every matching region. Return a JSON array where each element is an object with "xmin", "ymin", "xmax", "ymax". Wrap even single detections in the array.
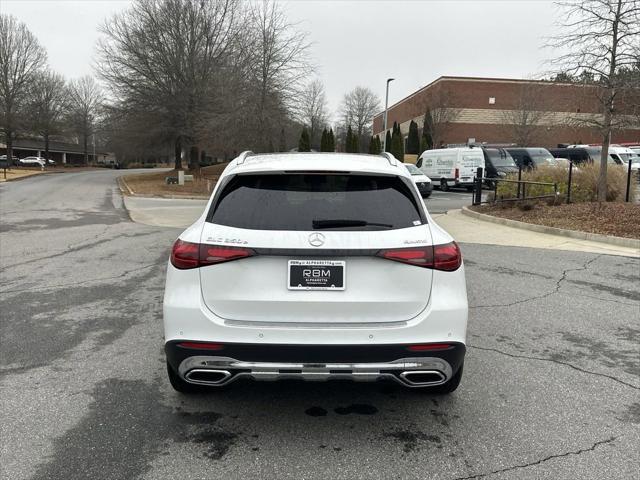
[{"xmin": 198, "ymin": 172, "xmax": 433, "ymax": 324}]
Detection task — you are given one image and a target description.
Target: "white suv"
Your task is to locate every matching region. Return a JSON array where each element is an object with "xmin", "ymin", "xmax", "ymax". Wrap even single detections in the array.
[{"xmin": 163, "ymin": 152, "xmax": 468, "ymax": 394}]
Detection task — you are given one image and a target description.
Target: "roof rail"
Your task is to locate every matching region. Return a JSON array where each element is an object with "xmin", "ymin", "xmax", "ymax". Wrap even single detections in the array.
[
  {"xmin": 380, "ymin": 152, "xmax": 398, "ymax": 166},
  {"xmin": 236, "ymin": 150, "xmax": 254, "ymax": 165}
]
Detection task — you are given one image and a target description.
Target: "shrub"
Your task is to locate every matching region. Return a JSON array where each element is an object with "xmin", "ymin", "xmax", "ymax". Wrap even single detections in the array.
[{"xmin": 494, "ymin": 164, "xmax": 635, "ymax": 203}]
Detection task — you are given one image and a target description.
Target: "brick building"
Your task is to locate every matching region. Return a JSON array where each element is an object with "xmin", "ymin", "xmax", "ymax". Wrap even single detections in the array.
[{"xmin": 372, "ymin": 76, "xmax": 640, "ymax": 149}]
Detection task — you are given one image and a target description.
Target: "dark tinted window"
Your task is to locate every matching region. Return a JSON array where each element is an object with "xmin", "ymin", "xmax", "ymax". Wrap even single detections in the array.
[
  {"xmin": 210, "ymin": 174, "xmax": 423, "ymax": 231},
  {"xmin": 484, "ymin": 149, "xmax": 516, "ymax": 167}
]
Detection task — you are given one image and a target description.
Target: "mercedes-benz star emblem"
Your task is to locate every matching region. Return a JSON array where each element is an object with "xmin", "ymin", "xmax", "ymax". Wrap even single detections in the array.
[{"xmin": 308, "ymin": 232, "xmax": 325, "ymax": 247}]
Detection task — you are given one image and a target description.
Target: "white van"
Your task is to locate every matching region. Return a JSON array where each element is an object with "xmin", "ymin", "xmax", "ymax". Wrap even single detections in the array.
[{"xmin": 416, "ymin": 147, "xmax": 484, "ymax": 191}]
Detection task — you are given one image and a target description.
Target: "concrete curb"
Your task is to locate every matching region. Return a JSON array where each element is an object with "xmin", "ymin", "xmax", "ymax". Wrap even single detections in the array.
[
  {"xmin": 116, "ymin": 175, "xmax": 208, "ymax": 200},
  {"xmin": 0, "ymin": 169, "xmax": 70, "ymax": 183},
  {"xmin": 461, "ymin": 206, "xmax": 640, "ymax": 249},
  {"xmin": 117, "ymin": 175, "xmax": 134, "ymax": 195}
]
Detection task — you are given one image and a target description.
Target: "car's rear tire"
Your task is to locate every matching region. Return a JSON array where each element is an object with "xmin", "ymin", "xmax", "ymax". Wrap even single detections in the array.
[
  {"xmin": 167, "ymin": 361, "xmax": 207, "ymax": 394},
  {"xmin": 440, "ymin": 179, "xmax": 449, "ymax": 192},
  {"xmin": 418, "ymin": 363, "xmax": 463, "ymax": 394}
]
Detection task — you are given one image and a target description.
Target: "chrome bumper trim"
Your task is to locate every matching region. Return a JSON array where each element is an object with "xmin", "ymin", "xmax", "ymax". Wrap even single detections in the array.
[{"xmin": 178, "ymin": 356, "xmax": 452, "ymax": 388}]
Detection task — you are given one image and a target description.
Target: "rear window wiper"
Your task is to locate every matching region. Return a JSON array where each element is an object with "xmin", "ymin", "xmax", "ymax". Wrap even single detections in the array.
[{"xmin": 312, "ymin": 219, "xmax": 393, "ymax": 229}]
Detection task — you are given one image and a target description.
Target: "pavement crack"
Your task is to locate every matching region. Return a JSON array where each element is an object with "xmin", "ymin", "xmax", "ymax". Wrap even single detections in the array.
[
  {"xmin": 470, "ymin": 345, "xmax": 639, "ymax": 390},
  {"xmin": 452, "ymin": 436, "xmax": 617, "ymax": 480},
  {"xmin": 470, "ymin": 255, "xmax": 602, "ymax": 309},
  {"xmin": 1, "ymin": 231, "xmax": 160, "ymax": 270},
  {"xmin": 0, "ymin": 263, "xmax": 158, "ymax": 294}
]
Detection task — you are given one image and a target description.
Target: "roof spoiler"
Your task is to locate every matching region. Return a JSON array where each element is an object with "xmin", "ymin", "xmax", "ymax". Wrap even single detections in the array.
[
  {"xmin": 379, "ymin": 152, "xmax": 398, "ymax": 166},
  {"xmin": 236, "ymin": 150, "xmax": 254, "ymax": 165}
]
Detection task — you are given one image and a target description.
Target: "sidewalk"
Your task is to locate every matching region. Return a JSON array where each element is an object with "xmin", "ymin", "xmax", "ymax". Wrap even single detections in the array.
[{"xmin": 432, "ymin": 209, "xmax": 639, "ymax": 257}]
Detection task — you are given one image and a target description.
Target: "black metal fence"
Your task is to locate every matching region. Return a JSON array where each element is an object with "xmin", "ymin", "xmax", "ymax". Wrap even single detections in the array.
[
  {"xmin": 471, "ymin": 167, "xmax": 559, "ymax": 206},
  {"xmin": 472, "ymin": 160, "xmax": 638, "ymax": 206}
]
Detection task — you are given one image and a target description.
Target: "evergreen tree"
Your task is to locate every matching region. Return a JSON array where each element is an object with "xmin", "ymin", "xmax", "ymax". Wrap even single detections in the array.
[
  {"xmin": 390, "ymin": 122, "xmax": 404, "ymax": 161},
  {"xmin": 384, "ymin": 130, "xmax": 392, "ymax": 152},
  {"xmin": 344, "ymin": 126, "xmax": 352, "ymax": 153},
  {"xmin": 320, "ymin": 128, "xmax": 328, "ymax": 151},
  {"xmin": 298, "ymin": 126, "xmax": 311, "ymax": 152},
  {"xmin": 279, "ymin": 127, "xmax": 287, "ymax": 152},
  {"xmin": 328, "ymin": 128, "xmax": 335, "ymax": 151},
  {"xmin": 419, "ymin": 135, "xmax": 428, "ymax": 154},
  {"xmin": 422, "ymin": 110, "xmax": 434, "ymax": 150},
  {"xmin": 406, "ymin": 120, "xmax": 420, "ymax": 154},
  {"xmin": 350, "ymin": 129, "xmax": 360, "ymax": 153},
  {"xmin": 369, "ymin": 135, "xmax": 382, "ymax": 154}
]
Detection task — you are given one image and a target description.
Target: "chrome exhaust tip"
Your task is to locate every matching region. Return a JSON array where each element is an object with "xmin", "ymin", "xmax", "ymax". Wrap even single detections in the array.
[
  {"xmin": 185, "ymin": 369, "xmax": 232, "ymax": 385},
  {"xmin": 399, "ymin": 370, "xmax": 446, "ymax": 386}
]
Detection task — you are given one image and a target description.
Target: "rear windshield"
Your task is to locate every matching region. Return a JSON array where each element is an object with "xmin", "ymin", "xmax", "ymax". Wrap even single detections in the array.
[{"xmin": 209, "ymin": 174, "xmax": 424, "ymax": 231}]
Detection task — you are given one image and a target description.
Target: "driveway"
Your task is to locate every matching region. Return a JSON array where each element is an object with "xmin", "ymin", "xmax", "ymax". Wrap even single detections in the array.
[{"xmin": 1, "ymin": 170, "xmax": 638, "ymax": 480}]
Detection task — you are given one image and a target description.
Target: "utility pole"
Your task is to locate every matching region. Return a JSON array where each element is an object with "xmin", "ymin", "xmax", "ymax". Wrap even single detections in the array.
[{"xmin": 382, "ymin": 78, "xmax": 394, "ymax": 152}]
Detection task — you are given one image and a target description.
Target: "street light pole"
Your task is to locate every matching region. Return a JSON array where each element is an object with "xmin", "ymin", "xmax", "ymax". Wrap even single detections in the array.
[{"xmin": 382, "ymin": 78, "xmax": 394, "ymax": 152}]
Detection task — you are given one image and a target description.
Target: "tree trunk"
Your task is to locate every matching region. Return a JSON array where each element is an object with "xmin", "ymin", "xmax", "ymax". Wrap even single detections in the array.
[
  {"xmin": 44, "ymin": 133, "xmax": 50, "ymax": 163},
  {"xmin": 598, "ymin": 125, "xmax": 611, "ymax": 202},
  {"xmin": 84, "ymin": 133, "xmax": 89, "ymax": 165},
  {"xmin": 190, "ymin": 145, "xmax": 199, "ymax": 173},
  {"xmin": 6, "ymin": 131, "xmax": 13, "ymax": 166},
  {"xmin": 174, "ymin": 136, "xmax": 182, "ymax": 170}
]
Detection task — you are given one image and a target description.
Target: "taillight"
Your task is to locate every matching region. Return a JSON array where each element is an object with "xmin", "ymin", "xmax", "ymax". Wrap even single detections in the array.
[
  {"xmin": 170, "ymin": 240, "xmax": 254, "ymax": 269},
  {"xmin": 171, "ymin": 239, "xmax": 200, "ymax": 269},
  {"xmin": 377, "ymin": 242, "xmax": 461, "ymax": 271},
  {"xmin": 433, "ymin": 242, "xmax": 462, "ymax": 271},
  {"xmin": 199, "ymin": 245, "xmax": 253, "ymax": 265}
]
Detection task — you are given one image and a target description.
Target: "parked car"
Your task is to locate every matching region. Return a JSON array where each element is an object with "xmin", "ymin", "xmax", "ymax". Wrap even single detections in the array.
[
  {"xmin": 164, "ymin": 151, "xmax": 468, "ymax": 394},
  {"xmin": 403, "ymin": 163, "xmax": 433, "ymax": 197},
  {"xmin": 608, "ymin": 146, "xmax": 638, "ymax": 166},
  {"xmin": 481, "ymin": 148, "xmax": 518, "ymax": 186},
  {"xmin": 19, "ymin": 156, "xmax": 46, "ymax": 167},
  {"xmin": 416, "ymin": 146, "xmax": 484, "ymax": 191},
  {"xmin": 0, "ymin": 154, "xmax": 20, "ymax": 166},
  {"xmin": 505, "ymin": 148, "xmax": 559, "ymax": 169},
  {"xmin": 548, "ymin": 147, "xmax": 593, "ymax": 165}
]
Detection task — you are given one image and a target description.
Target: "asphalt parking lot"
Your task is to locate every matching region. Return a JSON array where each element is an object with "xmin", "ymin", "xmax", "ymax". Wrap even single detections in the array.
[{"xmin": 1, "ymin": 170, "xmax": 638, "ymax": 480}]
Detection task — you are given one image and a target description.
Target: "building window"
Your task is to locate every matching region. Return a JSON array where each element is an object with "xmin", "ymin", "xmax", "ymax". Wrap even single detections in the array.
[{"xmin": 489, "ymin": 97, "xmax": 496, "ymax": 105}]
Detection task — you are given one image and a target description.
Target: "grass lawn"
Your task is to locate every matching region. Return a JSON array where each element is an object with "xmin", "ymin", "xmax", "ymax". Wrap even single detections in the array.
[
  {"xmin": 471, "ymin": 202, "xmax": 640, "ymax": 239},
  {"xmin": 121, "ymin": 163, "xmax": 229, "ymax": 197},
  {"xmin": 0, "ymin": 167, "xmax": 47, "ymax": 182}
]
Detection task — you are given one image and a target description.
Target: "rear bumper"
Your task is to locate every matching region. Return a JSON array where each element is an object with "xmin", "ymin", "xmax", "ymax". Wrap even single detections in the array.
[{"xmin": 166, "ymin": 341, "xmax": 466, "ymax": 388}]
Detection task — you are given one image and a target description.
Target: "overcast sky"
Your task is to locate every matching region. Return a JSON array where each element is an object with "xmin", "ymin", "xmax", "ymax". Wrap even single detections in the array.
[{"xmin": 2, "ymin": 0, "xmax": 561, "ymax": 120}]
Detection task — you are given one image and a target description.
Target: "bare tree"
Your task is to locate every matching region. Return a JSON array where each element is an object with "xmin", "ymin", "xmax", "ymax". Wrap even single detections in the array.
[
  {"xmin": 500, "ymin": 82, "xmax": 549, "ymax": 146},
  {"xmin": 97, "ymin": 0, "xmax": 243, "ymax": 169},
  {"xmin": 27, "ymin": 70, "xmax": 68, "ymax": 161},
  {"xmin": 339, "ymin": 86, "xmax": 380, "ymax": 152},
  {"xmin": 0, "ymin": 14, "xmax": 47, "ymax": 162},
  {"xmin": 550, "ymin": 0, "xmax": 640, "ymax": 201},
  {"xmin": 420, "ymin": 87, "xmax": 461, "ymax": 148},
  {"xmin": 295, "ymin": 79, "xmax": 329, "ymax": 149},
  {"xmin": 244, "ymin": 0, "xmax": 312, "ymax": 151},
  {"xmin": 68, "ymin": 76, "xmax": 103, "ymax": 164}
]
